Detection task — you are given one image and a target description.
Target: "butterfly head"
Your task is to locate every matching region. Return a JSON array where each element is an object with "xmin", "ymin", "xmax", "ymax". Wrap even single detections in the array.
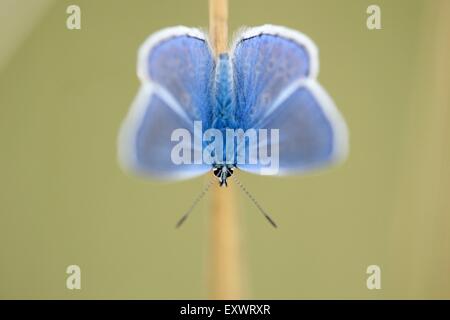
[{"xmin": 212, "ymin": 164, "xmax": 235, "ymax": 187}]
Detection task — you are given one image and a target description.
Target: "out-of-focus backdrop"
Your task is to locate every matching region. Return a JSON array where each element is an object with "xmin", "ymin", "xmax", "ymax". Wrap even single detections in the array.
[{"xmin": 0, "ymin": 0, "xmax": 449, "ymax": 299}]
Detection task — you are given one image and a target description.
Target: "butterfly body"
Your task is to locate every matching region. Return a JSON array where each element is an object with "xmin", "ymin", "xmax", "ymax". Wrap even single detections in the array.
[{"xmin": 212, "ymin": 53, "xmax": 236, "ymax": 131}]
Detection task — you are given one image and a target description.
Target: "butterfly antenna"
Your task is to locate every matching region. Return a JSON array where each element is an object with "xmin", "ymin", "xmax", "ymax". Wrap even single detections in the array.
[
  {"xmin": 175, "ymin": 178, "xmax": 215, "ymax": 228},
  {"xmin": 231, "ymin": 175, "xmax": 278, "ymax": 228}
]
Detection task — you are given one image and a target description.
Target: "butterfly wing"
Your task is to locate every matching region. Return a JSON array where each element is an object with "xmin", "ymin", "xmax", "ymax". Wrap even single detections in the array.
[
  {"xmin": 232, "ymin": 25, "xmax": 348, "ymax": 175},
  {"xmin": 119, "ymin": 27, "xmax": 214, "ymax": 179}
]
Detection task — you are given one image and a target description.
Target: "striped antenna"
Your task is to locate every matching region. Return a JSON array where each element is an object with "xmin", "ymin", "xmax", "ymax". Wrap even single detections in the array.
[
  {"xmin": 231, "ymin": 175, "xmax": 278, "ymax": 228},
  {"xmin": 175, "ymin": 178, "xmax": 215, "ymax": 228}
]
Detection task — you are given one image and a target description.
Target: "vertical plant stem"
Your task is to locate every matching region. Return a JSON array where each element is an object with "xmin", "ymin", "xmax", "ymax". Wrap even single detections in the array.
[
  {"xmin": 208, "ymin": 0, "xmax": 242, "ymax": 299},
  {"xmin": 209, "ymin": 184, "xmax": 241, "ymax": 299},
  {"xmin": 209, "ymin": 0, "xmax": 228, "ymax": 55}
]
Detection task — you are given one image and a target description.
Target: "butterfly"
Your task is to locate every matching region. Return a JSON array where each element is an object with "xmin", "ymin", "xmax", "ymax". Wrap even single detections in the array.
[{"xmin": 118, "ymin": 25, "xmax": 349, "ymax": 188}]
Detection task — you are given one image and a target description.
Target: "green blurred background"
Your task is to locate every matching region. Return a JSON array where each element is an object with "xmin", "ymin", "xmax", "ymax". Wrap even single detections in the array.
[{"xmin": 0, "ymin": 0, "xmax": 449, "ymax": 299}]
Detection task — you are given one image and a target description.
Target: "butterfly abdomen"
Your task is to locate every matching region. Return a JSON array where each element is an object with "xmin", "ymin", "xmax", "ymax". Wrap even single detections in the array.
[{"xmin": 212, "ymin": 53, "xmax": 236, "ymax": 130}]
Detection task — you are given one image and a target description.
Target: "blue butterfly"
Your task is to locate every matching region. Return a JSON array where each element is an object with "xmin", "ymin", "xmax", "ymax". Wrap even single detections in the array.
[{"xmin": 118, "ymin": 25, "xmax": 348, "ymax": 187}]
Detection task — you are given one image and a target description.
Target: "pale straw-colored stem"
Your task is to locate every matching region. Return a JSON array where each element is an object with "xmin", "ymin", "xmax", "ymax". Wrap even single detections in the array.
[
  {"xmin": 208, "ymin": 0, "xmax": 242, "ymax": 299},
  {"xmin": 209, "ymin": 0, "xmax": 228, "ymax": 55}
]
